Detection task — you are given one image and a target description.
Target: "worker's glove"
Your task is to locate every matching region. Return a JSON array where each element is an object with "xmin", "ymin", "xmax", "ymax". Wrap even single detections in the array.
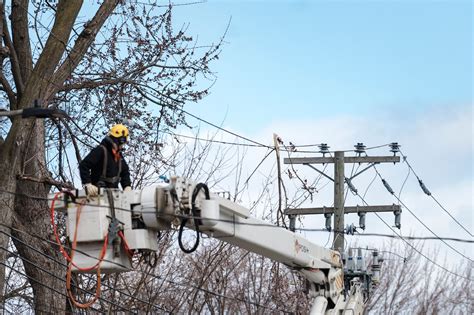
[
  {"xmin": 84, "ymin": 183, "xmax": 99, "ymax": 197},
  {"xmin": 123, "ymin": 186, "xmax": 132, "ymax": 192}
]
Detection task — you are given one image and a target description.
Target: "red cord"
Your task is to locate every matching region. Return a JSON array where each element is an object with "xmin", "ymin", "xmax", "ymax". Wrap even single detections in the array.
[{"xmin": 118, "ymin": 230, "xmax": 134, "ymax": 258}]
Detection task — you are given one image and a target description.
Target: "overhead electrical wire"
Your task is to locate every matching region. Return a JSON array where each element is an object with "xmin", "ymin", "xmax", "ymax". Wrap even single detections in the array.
[
  {"xmin": 398, "ymin": 164, "xmax": 410, "ymax": 201},
  {"xmin": 235, "ymin": 148, "xmax": 275, "ymax": 196},
  {"xmin": 161, "ymin": 274, "xmax": 293, "ymax": 314},
  {"xmin": 4, "ymin": 200, "xmax": 166, "ymax": 306},
  {"xmin": 162, "ymin": 130, "xmax": 266, "ymax": 147},
  {"xmin": 0, "ymin": 246, "xmax": 110, "ymax": 310},
  {"xmin": 398, "ymin": 149, "xmax": 473, "ymax": 238},
  {"xmin": 280, "ymin": 146, "xmax": 473, "ymax": 279},
  {"xmin": 174, "ymin": 108, "xmax": 272, "ymax": 148},
  {"xmin": 378, "ymin": 250, "xmax": 408, "ymax": 262},
  {"xmin": 295, "ymin": 229, "xmax": 474, "ymax": 243},
  {"xmin": 283, "ymin": 148, "xmax": 320, "ymax": 197},
  {"xmin": 0, "ymin": 226, "xmax": 130, "ymax": 270},
  {"xmin": 347, "ymin": 182, "xmax": 472, "ymax": 281},
  {"xmin": 372, "ymin": 165, "xmax": 473, "ymax": 263}
]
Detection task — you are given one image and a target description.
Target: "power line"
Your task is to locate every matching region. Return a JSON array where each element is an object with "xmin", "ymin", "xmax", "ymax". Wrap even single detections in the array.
[
  {"xmin": 0, "ymin": 225, "xmax": 129, "ymax": 269},
  {"xmin": 283, "ymin": 149, "xmax": 320, "ymax": 197},
  {"xmin": 3, "ymin": 284, "xmax": 64, "ymax": 314},
  {"xmin": 24, "ymin": 303, "xmax": 72, "ymax": 315},
  {"xmin": 295, "ymin": 229, "xmax": 474, "ymax": 243},
  {"xmin": 373, "ymin": 165, "xmax": 473, "ymax": 263},
  {"xmin": 7, "ymin": 2, "xmax": 395, "ymax": 160},
  {"xmin": 372, "ymin": 212, "xmax": 471, "ymax": 281},
  {"xmin": 431, "ymin": 195, "xmax": 472, "ymax": 235},
  {"xmin": 162, "ymin": 130, "xmax": 266, "ymax": 148},
  {"xmin": 378, "ymin": 250, "xmax": 408, "ymax": 261},
  {"xmin": 398, "ymin": 163, "xmax": 410, "ymax": 200},
  {"xmin": 349, "ymin": 185, "xmax": 472, "ymax": 281},
  {"xmin": 362, "ymin": 171, "xmax": 377, "ymax": 200},
  {"xmin": 59, "ymin": 203, "xmax": 474, "ymax": 244},
  {"xmin": 236, "ymin": 148, "xmax": 275, "ymax": 196},
  {"xmin": 179, "ymin": 109, "xmax": 271, "ymax": 148},
  {"xmin": 398, "ymin": 149, "xmax": 473, "ymax": 238}
]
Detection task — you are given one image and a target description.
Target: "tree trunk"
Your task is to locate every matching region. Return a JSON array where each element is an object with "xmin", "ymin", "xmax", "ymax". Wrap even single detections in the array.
[
  {"xmin": 0, "ymin": 119, "xmax": 67, "ymax": 313},
  {"xmin": 0, "ymin": 120, "xmax": 26, "ymax": 311},
  {"xmin": 15, "ymin": 121, "xmax": 67, "ymax": 314}
]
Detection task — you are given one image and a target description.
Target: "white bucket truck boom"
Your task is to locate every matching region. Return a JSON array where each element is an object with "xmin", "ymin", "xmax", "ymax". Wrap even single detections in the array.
[{"xmin": 51, "ymin": 177, "xmax": 371, "ymax": 314}]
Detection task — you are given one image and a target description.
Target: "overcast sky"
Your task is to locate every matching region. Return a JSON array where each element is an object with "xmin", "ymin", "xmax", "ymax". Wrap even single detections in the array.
[{"xmin": 170, "ymin": 0, "xmax": 472, "ymax": 267}]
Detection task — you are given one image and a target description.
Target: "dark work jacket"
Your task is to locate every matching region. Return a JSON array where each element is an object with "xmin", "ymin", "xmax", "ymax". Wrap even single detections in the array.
[{"xmin": 79, "ymin": 137, "xmax": 131, "ymax": 188}]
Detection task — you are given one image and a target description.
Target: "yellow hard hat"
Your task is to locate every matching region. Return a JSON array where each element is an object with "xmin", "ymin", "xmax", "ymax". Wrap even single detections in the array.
[{"xmin": 109, "ymin": 124, "xmax": 129, "ymax": 138}]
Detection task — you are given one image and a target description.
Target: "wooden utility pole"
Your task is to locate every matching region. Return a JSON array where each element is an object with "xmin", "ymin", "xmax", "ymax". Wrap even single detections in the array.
[
  {"xmin": 334, "ymin": 151, "xmax": 345, "ymax": 252},
  {"xmin": 284, "ymin": 148, "xmax": 401, "ymax": 253}
]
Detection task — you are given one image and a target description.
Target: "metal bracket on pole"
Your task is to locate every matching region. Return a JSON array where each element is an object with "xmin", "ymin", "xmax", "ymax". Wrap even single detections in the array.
[
  {"xmin": 349, "ymin": 163, "xmax": 378, "ymax": 180},
  {"xmin": 305, "ymin": 164, "xmax": 334, "ymax": 182}
]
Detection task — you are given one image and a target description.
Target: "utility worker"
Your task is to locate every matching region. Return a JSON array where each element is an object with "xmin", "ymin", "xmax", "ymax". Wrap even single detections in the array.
[{"xmin": 79, "ymin": 124, "xmax": 132, "ymax": 196}]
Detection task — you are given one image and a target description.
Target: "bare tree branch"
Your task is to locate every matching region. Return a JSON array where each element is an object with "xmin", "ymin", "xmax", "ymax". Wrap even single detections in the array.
[
  {"xmin": 0, "ymin": 73, "xmax": 15, "ymax": 105},
  {"xmin": 46, "ymin": 0, "xmax": 121, "ymax": 99},
  {"xmin": 10, "ymin": 0, "xmax": 32, "ymax": 88},
  {"xmin": 1, "ymin": 4, "xmax": 23, "ymax": 101},
  {"xmin": 61, "ymin": 77, "xmax": 134, "ymax": 91},
  {"xmin": 17, "ymin": 0, "xmax": 82, "ymax": 110}
]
